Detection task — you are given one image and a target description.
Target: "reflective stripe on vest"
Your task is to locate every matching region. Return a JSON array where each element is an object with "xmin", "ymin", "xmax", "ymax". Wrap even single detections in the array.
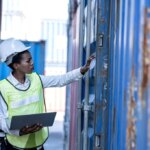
[
  {"xmin": 11, "ymin": 95, "xmax": 40, "ymax": 109},
  {"xmin": 0, "ymin": 73, "xmax": 48, "ymax": 149}
]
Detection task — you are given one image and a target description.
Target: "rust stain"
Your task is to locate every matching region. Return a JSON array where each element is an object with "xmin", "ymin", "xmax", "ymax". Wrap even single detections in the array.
[
  {"xmin": 140, "ymin": 8, "xmax": 150, "ymax": 101},
  {"xmin": 126, "ymin": 70, "xmax": 136, "ymax": 150},
  {"xmin": 100, "ymin": 70, "xmax": 108, "ymax": 77},
  {"xmin": 142, "ymin": 8, "xmax": 150, "ymax": 148},
  {"xmin": 126, "ymin": 8, "xmax": 150, "ymax": 150}
]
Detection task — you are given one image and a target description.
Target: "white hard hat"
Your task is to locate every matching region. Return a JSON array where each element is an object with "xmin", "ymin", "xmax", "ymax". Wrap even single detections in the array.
[{"xmin": 0, "ymin": 38, "xmax": 31, "ymax": 64}]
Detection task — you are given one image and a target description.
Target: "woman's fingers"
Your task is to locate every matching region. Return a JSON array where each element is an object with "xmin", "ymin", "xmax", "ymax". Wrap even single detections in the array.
[
  {"xmin": 20, "ymin": 124, "xmax": 43, "ymax": 135},
  {"xmin": 80, "ymin": 55, "xmax": 96, "ymax": 74},
  {"xmin": 87, "ymin": 55, "xmax": 96, "ymax": 65},
  {"xmin": 27, "ymin": 124, "xmax": 42, "ymax": 132},
  {"xmin": 30, "ymin": 124, "xmax": 43, "ymax": 133}
]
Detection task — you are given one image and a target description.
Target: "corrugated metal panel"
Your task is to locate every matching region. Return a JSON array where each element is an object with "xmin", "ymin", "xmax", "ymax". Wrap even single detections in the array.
[
  {"xmin": 66, "ymin": 0, "xmax": 97, "ymax": 149},
  {"xmin": 0, "ymin": 40, "xmax": 45, "ymax": 79},
  {"xmin": 107, "ymin": 0, "xmax": 150, "ymax": 150},
  {"xmin": 69, "ymin": 7, "xmax": 80, "ymax": 150},
  {"xmin": 94, "ymin": 0, "xmax": 110, "ymax": 149},
  {"xmin": 64, "ymin": 0, "xmax": 74, "ymax": 148},
  {"xmin": 67, "ymin": 0, "xmax": 150, "ymax": 150}
]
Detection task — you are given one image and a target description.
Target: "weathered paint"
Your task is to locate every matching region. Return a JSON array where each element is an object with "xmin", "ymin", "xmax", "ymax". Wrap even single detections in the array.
[
  {"xmin": 66, "ymin": 0, "xmax": 150, "ymax": 150},
  {"xmin": 94, "ymin": 0, "xmax": 110, "ymax": 149}
]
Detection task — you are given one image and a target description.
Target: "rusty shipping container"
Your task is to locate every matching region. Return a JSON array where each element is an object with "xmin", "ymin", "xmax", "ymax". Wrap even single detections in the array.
[{"xmin": 65, "ymin": 0, "xmax": 150, "ymax": 150}]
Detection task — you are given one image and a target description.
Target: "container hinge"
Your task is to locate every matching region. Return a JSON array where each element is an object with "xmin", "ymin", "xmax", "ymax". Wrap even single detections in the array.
[
  {"xmin": 98, "ymin": 34, "xmax": 104, "ymax": 47},
  {"xmin": 95, "ymin": 133, "xmax": 104, "ymax": 149}
]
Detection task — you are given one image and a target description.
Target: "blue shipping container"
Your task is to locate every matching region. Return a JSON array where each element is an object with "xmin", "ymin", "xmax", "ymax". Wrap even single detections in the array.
[{"xmin": 66, "ymin": 0, "xmax": 150, "ymax": 150}]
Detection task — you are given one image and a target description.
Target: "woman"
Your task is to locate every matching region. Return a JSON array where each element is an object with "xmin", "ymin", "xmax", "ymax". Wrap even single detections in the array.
[{"xmin": 0, "ymin": 38, "xmax": 95, "ymax": 150}]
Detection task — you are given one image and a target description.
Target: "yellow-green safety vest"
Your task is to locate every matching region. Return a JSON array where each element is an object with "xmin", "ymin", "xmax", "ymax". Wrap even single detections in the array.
[{"xmin": 0, "ymin": 73, "xmax": 48, "ymax": 149}]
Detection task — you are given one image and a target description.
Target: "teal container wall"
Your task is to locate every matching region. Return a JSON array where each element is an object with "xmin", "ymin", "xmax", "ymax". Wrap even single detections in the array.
[{"xmin": 0, "ymin": 40, "xmax": 45, "ymax": 79}]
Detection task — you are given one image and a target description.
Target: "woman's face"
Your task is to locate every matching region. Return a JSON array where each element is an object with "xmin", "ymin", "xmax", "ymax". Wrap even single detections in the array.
[{"xmin": 16, "ymin": 51, "xmax": 34, "ymax": 74}]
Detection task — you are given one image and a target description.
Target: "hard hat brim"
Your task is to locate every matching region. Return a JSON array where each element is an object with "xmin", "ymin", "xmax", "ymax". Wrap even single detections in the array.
[
  {"xmin": 23, "ymin": 46, "xmax": 31, "ymax": 51},
  {"xmin": 5, "ymin": 46, "xmax": 31, "ymax": 65}
]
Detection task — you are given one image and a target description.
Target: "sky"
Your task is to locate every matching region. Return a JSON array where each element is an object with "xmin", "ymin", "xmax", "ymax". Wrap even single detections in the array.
[
  {"xmin": 22, "ymin": 0, "xmax": 69, "ymax": 20},
  {"xmin": 2, "ymin": 0, "xmax": 69, "ymax": 41}
]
